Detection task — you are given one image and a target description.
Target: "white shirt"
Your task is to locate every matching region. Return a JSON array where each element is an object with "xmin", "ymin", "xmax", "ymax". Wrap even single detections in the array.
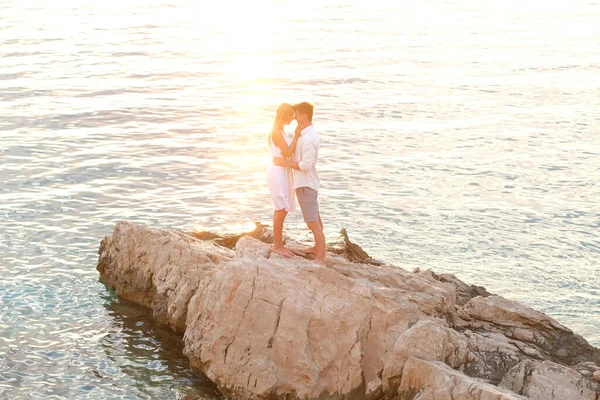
[{"xmin": 293, "ymin": 125, "xmax": 320, "ymax": 191}]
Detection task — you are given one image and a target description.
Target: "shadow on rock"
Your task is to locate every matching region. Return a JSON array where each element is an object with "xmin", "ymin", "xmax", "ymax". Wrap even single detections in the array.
[{"xmin": 192, "ymin": 222, "xmax": 273, "ymax": 249}]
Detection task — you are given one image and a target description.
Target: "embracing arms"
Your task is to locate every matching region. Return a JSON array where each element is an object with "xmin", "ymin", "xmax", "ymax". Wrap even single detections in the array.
[
  {"xmin": 271, "ymin": 124, "xmax": 302, "ymax": 158},
  {"xmin": 273, "ymin": 137, "xmax": 317, "ymax": 171}
]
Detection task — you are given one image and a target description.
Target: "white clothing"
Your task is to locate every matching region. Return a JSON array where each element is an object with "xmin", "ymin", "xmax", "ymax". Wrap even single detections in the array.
[
  {"xmin": 266, "ymin": 132, "xmax": 296, "ymax": 212},
  {"xmin": 293, "ymin": 125, "xmax": 320, "ymax": 191}
]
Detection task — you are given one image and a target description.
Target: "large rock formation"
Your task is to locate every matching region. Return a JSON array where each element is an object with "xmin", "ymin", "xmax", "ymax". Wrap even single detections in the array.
[{"xmin": 97, "ymin": 221, "xmax": 600, "ymax": 400}]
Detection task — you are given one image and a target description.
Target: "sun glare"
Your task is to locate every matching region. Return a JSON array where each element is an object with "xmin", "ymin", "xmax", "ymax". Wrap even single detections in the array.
[
  {"xmin": 223, "ymin": 221, "xmax": 258, "ymax": 234},
  {"xmin": 188, "ymin": 1, "xmax": 286, "ymax": 81},
  {"xmin": 185, "ymin": 1, "xmax": 290, "ymax": 139}
]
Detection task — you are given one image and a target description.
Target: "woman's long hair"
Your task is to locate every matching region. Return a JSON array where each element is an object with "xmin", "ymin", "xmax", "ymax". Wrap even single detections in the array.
[{"xmin": 268, "ymin": 103, "xmax": 294, "ymax": 146}]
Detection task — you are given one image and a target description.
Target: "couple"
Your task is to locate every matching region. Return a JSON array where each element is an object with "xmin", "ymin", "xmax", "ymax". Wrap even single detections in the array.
[{"xmin": 266, "ymin": 102, "xmax": 325, "ymax": 265}]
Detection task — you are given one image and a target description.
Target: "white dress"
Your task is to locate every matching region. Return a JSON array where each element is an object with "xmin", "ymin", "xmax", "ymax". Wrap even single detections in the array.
[{"xmin": 267, "ymin": 133, "xmax": 296, "ymax": 212}]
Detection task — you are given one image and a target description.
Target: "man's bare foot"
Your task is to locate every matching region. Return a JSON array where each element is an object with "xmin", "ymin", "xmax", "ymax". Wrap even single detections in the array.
[
  {"xmin": 271, "ymin": 246, "xmax": 292, "ymax": 258},
  {"xmin": 283, "ymin": 247, "xmax": 295, "ymax": 257},
  {"xmin": 304, "ymin": 246, "xmax": 317, "ymax": 254}
]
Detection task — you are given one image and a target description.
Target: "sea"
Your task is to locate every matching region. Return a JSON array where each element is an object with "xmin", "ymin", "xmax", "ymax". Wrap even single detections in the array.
[{"xmin": 1, "ymin": 0, "xmax": 599, "ymax": 398}]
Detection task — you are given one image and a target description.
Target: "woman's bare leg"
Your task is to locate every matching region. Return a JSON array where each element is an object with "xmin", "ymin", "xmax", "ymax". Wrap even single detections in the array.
[{"xmin": 272, "ymin": 209, "xmax": 292, "ymax": 258}]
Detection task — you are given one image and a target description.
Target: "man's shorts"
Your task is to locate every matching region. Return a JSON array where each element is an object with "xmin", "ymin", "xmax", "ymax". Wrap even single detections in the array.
[{"xmin": 295, "ymin": 187, "xmax": 319, "ymax": 223}]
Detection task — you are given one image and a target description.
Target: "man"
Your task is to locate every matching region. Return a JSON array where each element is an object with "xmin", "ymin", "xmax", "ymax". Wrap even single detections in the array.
[{"xmin": 273, "ymin": 102, "xmax": 325, "ymax": 265}]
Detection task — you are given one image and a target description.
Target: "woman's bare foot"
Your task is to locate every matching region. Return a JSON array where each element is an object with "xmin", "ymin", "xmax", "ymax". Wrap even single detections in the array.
[
  {"xmin": 272, "ymin": 246, "xmax": 292, "ymax": 258},
  {"xmin": 304, "ymin": 246, "xmax": 317, "ymax": 254}
]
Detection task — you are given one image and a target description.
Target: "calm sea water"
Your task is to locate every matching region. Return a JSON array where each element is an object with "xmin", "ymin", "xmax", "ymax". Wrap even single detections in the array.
[{"xmin": 1, "ymin": 0, "xmax": 599, "ymax": 398}]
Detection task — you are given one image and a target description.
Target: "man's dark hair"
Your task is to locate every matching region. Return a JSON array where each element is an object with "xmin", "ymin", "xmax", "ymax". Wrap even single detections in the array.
[{"xmin": 294, "ymin": 102, "xmax": 314, "ymax": 122}]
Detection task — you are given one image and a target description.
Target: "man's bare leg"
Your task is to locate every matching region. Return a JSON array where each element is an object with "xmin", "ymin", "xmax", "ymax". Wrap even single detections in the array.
[
  {"xmin": 307, "ymin": 220, "xmax": 325, "ymax": 264},
  {"xmin": 304, "ymin": 214, "xmax": 322, "ymax": 254}
]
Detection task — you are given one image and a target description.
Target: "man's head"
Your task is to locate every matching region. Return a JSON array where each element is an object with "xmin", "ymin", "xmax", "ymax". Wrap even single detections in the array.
[{"xmin": 293, "ymin": 102, "xmax": 314, "ymax": 126}]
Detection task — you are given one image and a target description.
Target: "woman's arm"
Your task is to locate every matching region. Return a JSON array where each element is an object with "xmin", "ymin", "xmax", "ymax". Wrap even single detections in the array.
[
  {"xmin": 273, "ymin": 158, "xmax": 299, "ymax": 169},
  {"xmin": 272, "ymin": 125, "xmax": 301, "ymax": 158}
]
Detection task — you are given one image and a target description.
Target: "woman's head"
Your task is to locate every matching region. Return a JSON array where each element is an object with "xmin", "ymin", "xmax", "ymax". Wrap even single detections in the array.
[{"xmin": 272, "ymin": 103, "xmax": 295, "ymax": 129}]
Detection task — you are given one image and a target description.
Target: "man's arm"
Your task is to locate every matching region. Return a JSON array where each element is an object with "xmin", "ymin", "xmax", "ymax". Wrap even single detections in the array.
[
  {"xmin": 273, "ymin": 158, "xmax": 299, "ymax": 169},
  {"xmin": 297, "ymin": 139, "xmax": 316, "ymax": 171},
  {"xmin": 273, "ymin": 139, "xmax": 317, "ymax": 170}
]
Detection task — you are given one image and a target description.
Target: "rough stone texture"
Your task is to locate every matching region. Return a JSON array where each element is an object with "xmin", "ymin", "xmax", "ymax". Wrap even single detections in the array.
[
  {"xmin": 382, "ymin": 320, "xmax": 471, "ymax": 396},
  {"xmin": 97, "ymin": 221, "xmax": 233, "ymax": 332},
  {"xmin": 572, "ymin": 361, "xmax": 600, "ymax": 380},
  {"xmin": 457, "ymin": 295, "xmax": 600, "ymax": 370},
  {"xmin": 499, "ymin": 360, "xmax": 600, "ymax": 400},
  {"xmin": 98, "ymin": 221, "xmax": 600, "ymax": 400},
  {"xmin": 398, "ymin": 357, "xmax": 527, "ymax": 400},
  {"xmin": 183, "ymin": 238, "xmax": 421, "ymax": 400},
  {"xmin": 423, "ymin": 270, "xmax": 492, "ymax": 307}
]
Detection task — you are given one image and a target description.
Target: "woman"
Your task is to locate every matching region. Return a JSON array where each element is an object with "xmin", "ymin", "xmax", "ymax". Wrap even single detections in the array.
[{"xmin": 267, "ymin": 103, "xmax": 301, "ymax": 258}]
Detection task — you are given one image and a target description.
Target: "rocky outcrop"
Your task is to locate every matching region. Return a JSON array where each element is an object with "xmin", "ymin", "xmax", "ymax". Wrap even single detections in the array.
[
  {"xmin": 97, "ymin": 221, "xmax": 600, "ymax": 400},
  {"xmin": 499, "ymin": 360, "xmax": 600, "ymax": 400},
  {"xmin": 398, "ymin": 357, "xmax": 527, "ymax": 399}
]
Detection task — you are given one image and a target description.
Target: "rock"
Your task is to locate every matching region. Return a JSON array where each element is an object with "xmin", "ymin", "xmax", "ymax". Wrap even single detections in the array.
[
  {"xmin": 97, "ymin": 221, "xmax": 600, "ymax": 400},
  {"xmin": 457, "ymin": 295, "xmax": 600, "ymax": 368},
  {"xmin": 327, "ymin": 228, "xmax": 382, "ymax": 265},
  {"xmin": 594, "ymin": 370, "xmax": 600, "ymax": 382},
  {"xmin": 573, "ymin": 361, "xmax": 600, "ymax": 378},
  {"xmin": 397, "ymin": 357, "xmax": 526, "ymax": 399},
  {"xmin": 381, "ymin": 320, "xmax": 470, "ymax": 395},
  {"xmin": 183, "ymin": 236, "xmax": 425, "ymax": 399},
  {"xmin": 459, "ymin": 295, "xmax": 570, "ymax": 332},
  {"xmin": 192, "ymin": 222, "xmax": 274, "ymax": 249},
  {"xmin": 500, "ymin": 359, "xmax": 600, "ymax": 399},
  {"xmin": 424, "ymin": 270, "xmax": 492, "ymax": 306},
  {"xmin": 463, "ymin": 331, "xmax": 522, "ymax": 383},
  {"xmin": 98, "ymin": 221, "xmax": 234, "ymax": 332}
]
